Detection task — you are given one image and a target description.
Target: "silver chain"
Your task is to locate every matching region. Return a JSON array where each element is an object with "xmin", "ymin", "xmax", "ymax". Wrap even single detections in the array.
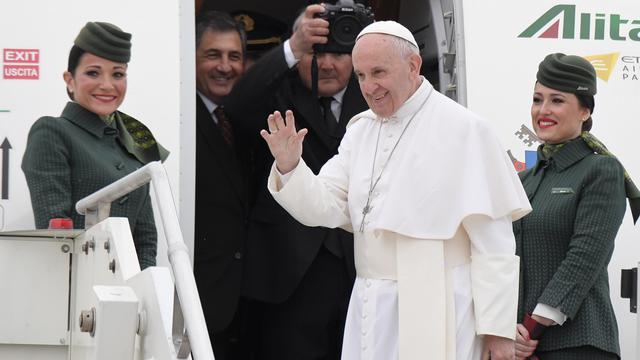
[{"xmin": 358, "ymin": 95, "xmax": 428, "ymax": 232}]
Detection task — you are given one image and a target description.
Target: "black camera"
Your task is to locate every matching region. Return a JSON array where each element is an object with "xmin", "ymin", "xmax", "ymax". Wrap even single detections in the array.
[{"xmin": 313, "ymin": 0, "xmax": 374, "ymax": 54}]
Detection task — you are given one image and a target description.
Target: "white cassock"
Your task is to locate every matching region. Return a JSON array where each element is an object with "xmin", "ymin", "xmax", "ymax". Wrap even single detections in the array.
[{"xmin": 268, "ymin": 78, "xmax": 531, "ymax": 360}]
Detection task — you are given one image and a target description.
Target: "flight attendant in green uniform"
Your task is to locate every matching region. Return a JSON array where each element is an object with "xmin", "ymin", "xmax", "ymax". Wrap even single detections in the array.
[
  {"xmin": 22, "ymin": 22, "xmax": 169, "ymax": 269},
  {"xmin": 514, "ymin": 53, "xmax": 640, "ymax": 359}
]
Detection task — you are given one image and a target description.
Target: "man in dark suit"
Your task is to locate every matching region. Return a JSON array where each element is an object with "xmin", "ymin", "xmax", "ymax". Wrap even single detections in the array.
[
  {"xmin": 224, "ymin": 4, "xmax": 369, "ymax": 359},
  {"xmin": 193, "ymin": 11, "xmax": 251, "ymax": 360}
]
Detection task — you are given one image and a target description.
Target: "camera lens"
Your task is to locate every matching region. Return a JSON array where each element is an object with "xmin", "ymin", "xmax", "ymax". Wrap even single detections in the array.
[{"xmin": 331, "ymin": 15, "xmax": 363, "ymax": 46}]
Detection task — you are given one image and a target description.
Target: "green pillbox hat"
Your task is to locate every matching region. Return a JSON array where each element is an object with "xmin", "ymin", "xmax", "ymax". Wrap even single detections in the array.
[
  {"xmin": 74, "ymin": 22, "xmax": 132, "ymax": 63},
  {"xmin": 536, "ymin": 53, "xmax": 597, "ymax": 96}
]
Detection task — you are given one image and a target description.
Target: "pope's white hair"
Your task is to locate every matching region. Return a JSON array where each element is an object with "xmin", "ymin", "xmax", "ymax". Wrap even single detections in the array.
[
  {"xmin": 355, "ymin": 33, "xmax": 419, "ymax": 60},
  {"xmin": 387, "ymin": 35, "xmax": 419, "ymax": 59}
]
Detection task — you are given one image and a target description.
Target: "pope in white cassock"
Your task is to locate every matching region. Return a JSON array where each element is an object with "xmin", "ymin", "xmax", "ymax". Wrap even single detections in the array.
[{"xmin": 259, "ymin": 21, "xmax": 532, "ymax": 360}]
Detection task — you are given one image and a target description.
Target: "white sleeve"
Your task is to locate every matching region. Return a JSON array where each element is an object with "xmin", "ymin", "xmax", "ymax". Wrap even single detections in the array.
[
  {"xmin": 274, "ymin": 164, "xmax": 295, "ymax": 187},
  {"xmin": 464, "ymin": 215, "xmax": 515, "ymax": 254},
  {"xmin": 268, "ymin": 135, "xmax": 353, "ymax": 229},
  {"xmin": 461, "ymin": 215, "xmax": 567, "ymax": 326},
  {"xmin": 463, "ymin": 214, "xmax": 519, "ymax": 339},
  {"xmin": 533, "ymin": 303, "xmax": 567, "ymax": 325},
  {"xmin": 283, "ymin": 39, "xmax": 299, "ymax": 68}
]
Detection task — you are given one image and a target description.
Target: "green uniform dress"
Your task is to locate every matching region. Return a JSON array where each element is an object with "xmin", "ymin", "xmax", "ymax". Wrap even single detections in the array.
[
  {"xmin": 514, "ymin": 137, "xmax": 625, "ymax": 359},
  {"xmin": 22, "ymin": 102, "xmax": 168, "ymax": 269}
]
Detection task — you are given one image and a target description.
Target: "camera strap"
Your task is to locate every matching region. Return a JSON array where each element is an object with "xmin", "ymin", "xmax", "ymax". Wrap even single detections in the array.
[{"xmin": 311, "ymin": 53, "xmax": 319, "ymax": 99}]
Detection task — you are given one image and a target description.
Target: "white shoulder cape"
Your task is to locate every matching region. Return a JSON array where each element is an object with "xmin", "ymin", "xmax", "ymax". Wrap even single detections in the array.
[{"xmin": 346, "ymin": 79, "xmax": 530, "ymax": 239}]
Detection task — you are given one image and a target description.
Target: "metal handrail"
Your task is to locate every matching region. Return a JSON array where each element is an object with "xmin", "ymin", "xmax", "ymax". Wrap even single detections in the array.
[{"xmin": 76, "ymin": 161, "xmax": 214, "ymax": 360}]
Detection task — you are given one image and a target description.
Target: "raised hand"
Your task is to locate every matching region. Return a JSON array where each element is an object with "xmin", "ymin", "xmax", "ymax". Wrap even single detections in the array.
[
  {"xmin": 289, "ymin": 4, "xmax": 329, "ymax": 59},
  {"xmin": 260, "ymin": 110, "xmax": 308, "ymax": 174}
]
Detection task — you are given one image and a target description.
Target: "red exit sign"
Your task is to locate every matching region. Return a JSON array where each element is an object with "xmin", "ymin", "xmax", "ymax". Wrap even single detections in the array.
[
  {"xmin": 3, "ymin": 49, "xmax": 39, "ymax": 80},
  {"xmin": 4, "ymin": 49, "xmax": 39, "ymax": 63}
]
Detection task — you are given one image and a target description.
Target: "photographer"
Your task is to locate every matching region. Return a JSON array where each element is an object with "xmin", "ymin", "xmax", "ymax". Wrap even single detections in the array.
[{"xmin": 223, "ymin": 2, "xmax": 372, "ymax": 359}]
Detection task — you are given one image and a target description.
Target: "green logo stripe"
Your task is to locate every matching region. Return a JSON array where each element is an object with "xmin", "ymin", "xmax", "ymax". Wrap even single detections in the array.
[{"xmin": 519, "ymin": 4, "xmax": 576, "ymax": 38}]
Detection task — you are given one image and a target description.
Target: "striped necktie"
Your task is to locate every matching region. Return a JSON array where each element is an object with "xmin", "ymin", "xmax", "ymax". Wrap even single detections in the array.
[{"xmin": 213, "ymin": 106, "xmax": 234, "ymax": 147}]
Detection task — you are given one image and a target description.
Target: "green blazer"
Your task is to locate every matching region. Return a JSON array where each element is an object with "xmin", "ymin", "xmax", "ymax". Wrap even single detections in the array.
[
  {"xmin": 514, "ymin": 137, "xmax": 626, "ymax": 355},
  {"xmin": 22, "ymin": 102, "xmax": 166, "ymax": 269}
]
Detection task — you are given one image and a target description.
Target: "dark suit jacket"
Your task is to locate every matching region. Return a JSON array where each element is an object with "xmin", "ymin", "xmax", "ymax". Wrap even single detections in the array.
[
  {"xmin": 514, "ymin": 137, "xmax": 625, "ymax": 355},
  {"xmin": 194, "ymin": 95, "xmax": 250, "ymax": 332},
  {"xmin": 225, "ymin": 44, "xmax": 366, "ymax": 303},
  {"xmin": 22, "ymin": 102, "xmax": 159, "ymax": 269}
]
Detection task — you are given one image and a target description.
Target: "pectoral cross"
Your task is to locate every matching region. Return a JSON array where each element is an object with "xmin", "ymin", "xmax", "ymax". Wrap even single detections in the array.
[{"xmin": 358, "ymin": 197, "xmax": 373, "ymax": 232}]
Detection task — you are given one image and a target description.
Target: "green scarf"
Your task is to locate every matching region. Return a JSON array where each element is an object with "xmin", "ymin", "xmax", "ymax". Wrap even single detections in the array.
[
  {"xmin": 580, "ymin": 131, "xmax": 640, "ymax": 223},
  {"xmin": 100, "ymin": 113, "xmax": 116, "ymax": 126},
  {"xmin": 540, "ymin": 142, "xmax": 565, "ymax": 159},
  {"xmin": 545, "ymin": 133, "xmax": 640, "ymax": 224},
  {"xmin": 113, "ymin": 111, "xmax": 170, "ymax": 164}
]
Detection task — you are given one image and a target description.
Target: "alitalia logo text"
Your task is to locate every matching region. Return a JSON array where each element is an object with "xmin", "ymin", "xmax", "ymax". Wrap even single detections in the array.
[{"xmin": 519, "ymin": 4, "xmax": 640, "ymax": 41}]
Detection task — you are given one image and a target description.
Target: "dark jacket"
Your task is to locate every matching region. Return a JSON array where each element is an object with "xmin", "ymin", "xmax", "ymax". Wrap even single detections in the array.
[
  {"xmin": 225, "ymin": 44, "xmax": 366, "ymax": 302},
  {"xmin": 514, "ymin": 137, "xmax": 625, "ymax": 355},
  {"xmin": 22, "ymin": 102, "xmax": 160, "ymax": 269},
  {"xmin": 193, "ymin": 94, "xmax": 251, "ymax": 332}
]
